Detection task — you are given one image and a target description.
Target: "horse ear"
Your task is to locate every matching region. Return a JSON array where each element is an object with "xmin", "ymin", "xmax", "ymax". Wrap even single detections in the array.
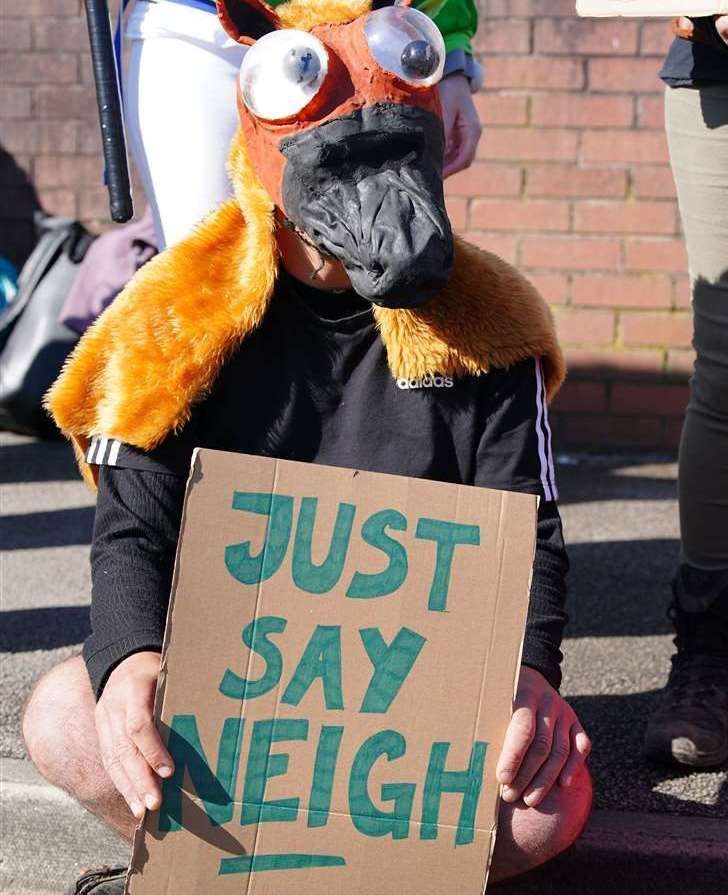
[{"xmin": 216, "ymin": 0, "xmax": 280, "ymax": 44}]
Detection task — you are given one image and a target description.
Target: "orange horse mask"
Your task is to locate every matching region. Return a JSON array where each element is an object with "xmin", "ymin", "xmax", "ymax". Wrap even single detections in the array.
[
  {"xmin": 47, "ymin": 0, "xmax": 565, "ymax": 483},
  {"xmin": 217, "ymin": 0, "xmax": 454, "ymax": 307}
]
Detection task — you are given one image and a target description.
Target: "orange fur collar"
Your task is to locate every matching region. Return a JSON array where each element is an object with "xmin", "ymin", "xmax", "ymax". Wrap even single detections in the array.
[{"xmin": 47, "ymin": 132, "xmax": 564, "ymax": 486}]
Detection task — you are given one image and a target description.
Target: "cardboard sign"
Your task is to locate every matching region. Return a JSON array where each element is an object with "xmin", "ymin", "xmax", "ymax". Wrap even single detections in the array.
[
  {"xmin": 127, "ymin": 449, "xmax": 537, "ymax": 895},
  {"xmin": 577, "ymin": 1, "xmax": 728, "ymax": 15}
]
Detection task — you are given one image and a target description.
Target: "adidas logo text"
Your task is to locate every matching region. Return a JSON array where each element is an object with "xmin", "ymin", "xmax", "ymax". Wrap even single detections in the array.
[{"xmin": 396, "ymin": 375, "xmax": 454, "ymax": 390}]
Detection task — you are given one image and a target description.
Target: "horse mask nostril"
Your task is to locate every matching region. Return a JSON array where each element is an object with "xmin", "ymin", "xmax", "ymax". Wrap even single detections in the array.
[{"xmin": 400, "ymin": 40, "xmax": 439, "ymax": 80}]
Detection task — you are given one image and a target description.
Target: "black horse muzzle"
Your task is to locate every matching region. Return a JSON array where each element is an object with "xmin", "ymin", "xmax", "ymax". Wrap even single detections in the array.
[{"xmin": 280, "ymin": 103, "xmax": 453, "ymax": 308}]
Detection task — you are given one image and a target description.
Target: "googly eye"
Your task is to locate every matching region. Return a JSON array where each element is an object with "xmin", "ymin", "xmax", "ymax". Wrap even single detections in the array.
[
  {"xmin": 239, "ymin": 30, "xmax": 328, "ymax": 121},
  {"xmin": 364, "ymin": 6, "xmax": 445, "ymax": 88}
]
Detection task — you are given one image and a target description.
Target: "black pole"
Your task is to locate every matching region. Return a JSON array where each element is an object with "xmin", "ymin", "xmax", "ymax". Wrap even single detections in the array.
[{"xmin": 84, "ymin": 0, "xmax": 134, "ymax": 223}]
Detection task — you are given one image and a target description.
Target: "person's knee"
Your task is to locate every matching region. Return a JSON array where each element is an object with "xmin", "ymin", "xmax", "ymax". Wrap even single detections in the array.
[
  {"xmin": 549, "ymin": 764, "xmax": 593, "ymax": 857},
  {"xmin": 491, "ymin": 764, "xmax": 593, "ymax": 883},
  {"xmin": 22, "ymin": 656, "xmax": 97, "ymax": 792}
]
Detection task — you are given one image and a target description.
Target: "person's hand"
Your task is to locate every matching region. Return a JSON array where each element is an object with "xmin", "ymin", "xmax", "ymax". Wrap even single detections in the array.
[
  {"xmin": 674, "ymin": 15, "xmax": 728, "ymax": 46},
  {"xmin": 95, "ymin": 651, "xmax": 173, "ymax": 819},
  {"xmin": 496, "ymin": 665, "xmax": 591, "ymax": 808},
  {"xmin": 438, "ymin": 73, "xmax": 482, "ymax": 179},
  {"xmin": 715, "ymin": 15, "xmax": 728, "ymax": 45}
]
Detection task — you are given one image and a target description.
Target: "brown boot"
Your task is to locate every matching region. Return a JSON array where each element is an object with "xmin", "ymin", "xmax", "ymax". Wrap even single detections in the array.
[{"xmin": 644, "ymin": 566, "xmax": 728, "ymax": 768}]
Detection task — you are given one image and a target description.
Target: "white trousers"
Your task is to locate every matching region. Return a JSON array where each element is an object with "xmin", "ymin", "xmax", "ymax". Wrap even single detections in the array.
[{"xmin": 122, "ymin": 1, "xmax": 246, "ymax": 248}]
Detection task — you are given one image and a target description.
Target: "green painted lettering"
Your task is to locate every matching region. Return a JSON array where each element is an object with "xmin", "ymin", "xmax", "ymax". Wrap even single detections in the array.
[
  {"xmin": 292, "ymin": 498, "xmax": 356, "ymax": 594},
  {"xmin": 219, "ymin": 854, "xmax": 346, "ymax": 874},
  {"xmin": 348, "ymin": 730, "xmax": 414, "ymax": 840},
  {"xmin": 281, "ymin": 625, "xmax": 344, "ymax": 710},
  {"xmin": 241, "ymin": 719, "xmax": 309, "ymax": 825},
  {"xmin": 159, "ymin": 714, "xmax": 244, "ymax": 831},
  {"xmin": 420, "ymin": 741, "xmax": 488, "ymax": 845},
  {"xmin": 346, "ymin": 509, "xmax": 408, "ymax": 599},
  {"xmin": 219, "ymin": 616, "xmax": 286, "ymax": 700},
  {"xmin": 225, "ymin": 492, "xmax": 293, "ymax": 584},
  {"xmin": 414, "ymin": 518, "xmax": 481, "ymax": 611},
  {"xmin": 308, "ymin": 725, "xmax": 344, "ymax": 828},
  {"xmin": 359, "ymin": 627, "xmax": 426, "ymax": 713}
]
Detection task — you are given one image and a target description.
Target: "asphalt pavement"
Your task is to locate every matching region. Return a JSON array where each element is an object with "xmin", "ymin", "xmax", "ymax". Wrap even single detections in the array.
[{"xmin": 2, "ymin": 431, "xmax": 727, "ymax": 894}]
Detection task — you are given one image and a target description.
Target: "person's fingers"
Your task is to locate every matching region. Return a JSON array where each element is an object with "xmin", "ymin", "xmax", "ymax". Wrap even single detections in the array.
[
  {"xmin": 439, "ymin": 82, "xmax": 456, "ymax": 134},
  {"xmin": 715, "ymin": 15, "xmax": 728, "ymax": 45},
  {"xmin": 444, "ymin": 141, "xmax": 467, "ymax": 178},
  {"xmin": 442, "ymin": 113, "xmax": 456, "ymax": 151},
  {"xmin": 559, "ymin": 723, "xmax": 592, "ymax": 787},
  {"xmin": 496, "ymin": 700, "xmax": 536, "ymax": 787},
  {"xmin": 444, "ymin": 115, "xmax": 482, "ymax": 179},
  {"xmin": 521, "ymin": 715, "xmax": 570, "ymax": 807},
  {"xmin": 672, "ymin": 16, "xmax": 694, "ymax": 39},
  {"xmin": 502, "ymin": 702, "xmax": 556, "ymax": 802},
  {"xmin": 444, "ymin": 136, "xmax": 468, "ymax": 178},
  {"xmin": 108, "ymin": 705, "xmax": 163, "ymax": 813},
  {"xmin": 126, "ymin": 707, "xmax": 174, "ymax": 781},
  {"xmin": 442, "ymin": 109, "xmax": 462, "ymax": 177},
  {"xmin": 96, "ymin": 705, "xmax": 146, "ymax": 819}
]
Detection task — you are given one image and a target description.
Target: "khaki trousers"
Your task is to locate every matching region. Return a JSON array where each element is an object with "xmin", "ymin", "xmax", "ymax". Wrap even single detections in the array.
[{"xmin": 666, "ymin": 84, "xmax": 728, "ymax": 569}]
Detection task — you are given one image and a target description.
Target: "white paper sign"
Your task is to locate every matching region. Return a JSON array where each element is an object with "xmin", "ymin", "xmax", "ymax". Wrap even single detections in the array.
[{"xmin": 577, "ymin": 1, "xmax": 728, "ymax": 16}]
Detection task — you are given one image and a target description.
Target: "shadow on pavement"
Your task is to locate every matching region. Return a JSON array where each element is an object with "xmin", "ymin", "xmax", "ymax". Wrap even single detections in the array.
[
  {"xmin": 0, "ymin": 438, "xmax": 80, "ymax": 484},
  {"xmin": 0, "ymin": 606, "xmax": 90, "ymax": 652},
  {"xmin": 557, "ymin": 456, "xmax": 677, "ymax": 507},
  {"xmin": 566, "ymin": 538, "xmax": 677, "ymax": 638},
  {"xmin": 571, "ymin": 690, "xmax": 728, "ymax": 818},
  {"xmin": 492, "ymin": 836, "xmax": 726, "ymax": 895},
  {"xmin": 0, "ymin": 507, "xmax": 94, "ymax": 550}
]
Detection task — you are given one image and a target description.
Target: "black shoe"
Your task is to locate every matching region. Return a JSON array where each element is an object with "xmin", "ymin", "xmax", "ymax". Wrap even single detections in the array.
[
  {"xmin": 645, "ymin": 654, "xmax": 728, "ymax": 767},
  {"xmin": 65, "ymin": 866, "xmax": 128, "ymax": 895},
  {"xmin": 644, "ymin": 565, "xmax": 728, "ymax": 768}
]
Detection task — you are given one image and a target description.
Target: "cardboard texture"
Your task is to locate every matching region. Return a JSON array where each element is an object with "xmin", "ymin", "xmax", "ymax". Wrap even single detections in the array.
[
  {"xmin": 127, "ymin": 449, "xmax": 537, "ymax": 895},
  {"xmin": 577, "ymin": 1, "xmax": 728, "ymax": 16}
]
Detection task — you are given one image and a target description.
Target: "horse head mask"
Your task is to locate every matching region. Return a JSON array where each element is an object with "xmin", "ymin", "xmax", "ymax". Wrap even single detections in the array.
[
  {"xmin": 47, "ymin": 0, "xmax": 565, "ymax": 482},
  {"xmin": 217, "ymin": 0, "xmax": 454, "ymax": 307}
]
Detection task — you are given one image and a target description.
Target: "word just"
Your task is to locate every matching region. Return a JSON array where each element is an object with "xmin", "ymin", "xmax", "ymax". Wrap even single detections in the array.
[{"xmin": 224, "ymin": 491, "xmax": 482, "ymax": 612}]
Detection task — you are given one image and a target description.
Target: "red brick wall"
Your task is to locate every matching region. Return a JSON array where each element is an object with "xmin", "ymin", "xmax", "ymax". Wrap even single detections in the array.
[
  {"xmin": 1, "ymin": 0, "xmax": 692, "ymax": 451},
  {"xmin": 445, "ymin": 0, "xmax": 692, "ymax": 451},
  {"xmin": 0, "ymin": 0, "xmax": 111, "ymax": 266}
]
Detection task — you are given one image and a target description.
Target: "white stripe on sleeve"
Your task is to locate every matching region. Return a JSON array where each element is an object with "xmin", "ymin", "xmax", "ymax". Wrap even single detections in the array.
[
  {"xmin": 95, "ymin": 436, "xmax": 109, "ymax": 465},
  {"xmin": 107, "ymin": 439, "xmax": 122, "ymax": 466},
  {"xmin": 86, "ymin": 436, "xmax": 98, "ymax": 463}
]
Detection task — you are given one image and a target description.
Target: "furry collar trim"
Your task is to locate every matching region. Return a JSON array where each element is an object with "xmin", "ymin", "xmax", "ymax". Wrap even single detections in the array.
[{"xmin": 47, "ymin": 132, "xmax": 564, "ymax": 486}]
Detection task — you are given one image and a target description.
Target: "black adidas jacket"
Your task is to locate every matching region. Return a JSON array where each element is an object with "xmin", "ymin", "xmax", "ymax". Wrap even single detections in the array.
[{"xmin": 85, "ymin": 273, "xmax": 568, "ymax": 697}]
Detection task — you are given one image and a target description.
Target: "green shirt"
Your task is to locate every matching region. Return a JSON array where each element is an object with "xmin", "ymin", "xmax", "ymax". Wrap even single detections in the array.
[
  {"xmin": 417, "ymin": 0, "xmax": 478, "ymax": 55},
  {"xmin": 260, "ymin": 0, "xmax": 479, "ymax": 57}
]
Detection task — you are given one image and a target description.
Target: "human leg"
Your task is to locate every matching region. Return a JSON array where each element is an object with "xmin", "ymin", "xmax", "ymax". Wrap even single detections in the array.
[
  {"xmin": 21, "ymin": 655, "xmax": 136, "ymax": 841},
  {"xmin": 645, "ymin": 85, "xmax": 728, "ymax": 767},
  {"xmin": 123, "ymin": 5, "xmax": 245, "ymax": 248},
  {"xmin": 668, "ymin": 85, "xmax": 728, "ymax": 572},
  {"xmin": 21, "ymin": 658, "xmax": 590, "ymax": 886}
]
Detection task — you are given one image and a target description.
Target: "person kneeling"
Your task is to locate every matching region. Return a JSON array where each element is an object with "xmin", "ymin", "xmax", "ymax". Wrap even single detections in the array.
[{"xmin": 23, "ymin": 0, "xmax": 591, "ymax": 890}]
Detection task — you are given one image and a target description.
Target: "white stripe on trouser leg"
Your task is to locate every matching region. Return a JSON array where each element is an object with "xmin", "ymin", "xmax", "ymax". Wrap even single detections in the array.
[{"xmin": 534, "ymin": 359, "xmax": 554, "ymax": 502}]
